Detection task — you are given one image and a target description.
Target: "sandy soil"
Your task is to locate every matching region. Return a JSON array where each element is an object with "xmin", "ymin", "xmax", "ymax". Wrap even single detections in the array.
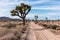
[{"xmin": 26, "ymin": 22, "xmax": 60, "ymax": 40}]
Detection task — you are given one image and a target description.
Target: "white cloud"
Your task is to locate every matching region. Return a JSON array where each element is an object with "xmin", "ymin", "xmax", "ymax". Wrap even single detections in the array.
[
  {"xmin": 32, "ymin": 6, "xmax": 60, "ymax": 10},
  {"xmin": 0, "ymin": 0, "xmax": 51, "ymax": 6}
]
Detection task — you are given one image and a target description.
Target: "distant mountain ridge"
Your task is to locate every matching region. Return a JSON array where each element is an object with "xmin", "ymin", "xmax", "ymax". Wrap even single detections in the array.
[{"xmin": 0, "ymin": 17, "xmax": 21, "ymax": 21}]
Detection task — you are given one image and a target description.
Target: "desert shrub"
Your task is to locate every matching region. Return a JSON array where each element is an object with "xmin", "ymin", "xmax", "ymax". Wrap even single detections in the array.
[
  {"xmin": 56, "ymin": 27, "xmax": 60, "ymax": 30},
  {"xmin": 19, "ymin": 23, "xmax": 23, "ymax": 25},
  {"xmin": 0, "ymin": 27, "xmax": 8, "ymax": 37},
  {"xmin": 14, "ymin": 31, "xmax": 22, "ymax": 39},
  {"xmin": 0, "ymin": 33, "xmax": 19, "ymax": 40},
  {"xmin": 2, "ymin": 23, "xmax": 16, "ymax": 29},
  {"xmin": 7, "ymin": 23, "xmax": 16, "ymax": 28},
  {"xmin": 21, "ymin": 28, "xmax": 26, "ymax": 33},
  {"xmin": 15, "ymin": 25, "xmax": 23, "ymax": 31},
  {"xmin": 0, "ymin": 21, "xmax": 28, "ymax": 40},
  {"xmin": 42, "ymin": 24, "xmax": 47, "ymax": 28},
  {"xmin": 50, "ymin": 25, "xmax": 59, "ymax": 29},
  {"xmin": 0, "ymin": 28, "xmax": 23, "ymax": 40},
  {"xmin": 7, "ymin": 29, "xmax": 17, "ymax": 34}
]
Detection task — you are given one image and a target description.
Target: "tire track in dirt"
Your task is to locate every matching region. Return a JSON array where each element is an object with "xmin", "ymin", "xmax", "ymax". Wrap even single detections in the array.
[{"xmin": 27, "ymin": 22, "xmax": 60, "ymax": 40}]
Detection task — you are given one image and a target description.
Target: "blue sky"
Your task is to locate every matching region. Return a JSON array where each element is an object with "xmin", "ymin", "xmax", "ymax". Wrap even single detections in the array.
[{"xmin": 0, "ymin": 0, "xmax": 60, "ymax": 20}]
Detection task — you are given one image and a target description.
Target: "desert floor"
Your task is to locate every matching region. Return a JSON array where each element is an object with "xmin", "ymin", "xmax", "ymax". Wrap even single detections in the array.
[
  {"xmin": 0, "ymin": 21, "xmax": 60, "ymax": 40},
  {"xmin": 25, "ymin": 22, "xmax": 60, "ymax": 40}
]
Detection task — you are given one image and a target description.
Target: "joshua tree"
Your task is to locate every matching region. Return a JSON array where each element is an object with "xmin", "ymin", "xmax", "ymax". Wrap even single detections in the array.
[
  {"xmin": 45, "ymin": 17, "xmax": 48, "ymax": 20},
  {"xmin": 34, "ymin": 15, "xmax": 38, "ymax": 23},
  {"xmin": 58, "ymin": 19, "xmax": 60, "ymax": 21},
  {"xmin": 45, "ymin": 17, "xmax": 48, "ymax": 22},
  {"xmin": 45, "ymin": 17, "xmax": 49, "ymax": 28},
  {"xmin": 11, "ymin": 3, "xmax": 31, "ymax": 25}
]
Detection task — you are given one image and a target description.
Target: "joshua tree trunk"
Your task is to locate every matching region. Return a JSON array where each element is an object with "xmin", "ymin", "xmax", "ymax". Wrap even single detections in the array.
[
  {"xmin": 34, "ymin": 15, "xmax": 38, "ymax": 24},
  {"xmin": 36, "ymin": 19, "xmax": 37, "ymax": 23},
  {"xmin": 23, "ymin": 18, "xmax": 25, "ymax": 26}
]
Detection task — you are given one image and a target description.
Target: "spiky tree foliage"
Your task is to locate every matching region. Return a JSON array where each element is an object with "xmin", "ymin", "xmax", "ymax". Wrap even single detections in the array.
[
  {"xmin": 34, "ymin": 15, "xmax": 38, "ymax": 23},
  {"xmin": 11, "ymin": 3, "xmax": 31, "ymax": 25}
]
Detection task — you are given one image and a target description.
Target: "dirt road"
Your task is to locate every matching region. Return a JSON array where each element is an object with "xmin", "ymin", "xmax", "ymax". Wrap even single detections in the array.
[{"xmin": 26, "ymin": 22, "xmax": 60, "ymax": 40}]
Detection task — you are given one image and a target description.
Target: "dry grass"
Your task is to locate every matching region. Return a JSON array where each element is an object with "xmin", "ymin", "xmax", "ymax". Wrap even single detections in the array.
[
  {"xmin": 0, "ymin": 27, "xmax": 8, "ymax": 37},
  {"xmin": 0, "ymin": 21, "xmax": 28, "ymax": 40}
]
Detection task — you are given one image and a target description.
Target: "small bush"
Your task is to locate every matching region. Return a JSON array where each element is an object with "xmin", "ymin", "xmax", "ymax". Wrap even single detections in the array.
[
  {"xmin": 50, "ymin": 25, "xmax": 59, "ymax": 29},
  {"xmin": 0, "ymin": 33, "xmax": 19, "ymax": 40},
  {"xmin": 2, "ymin": 23, "xmax": 16, "ymax": 29},
  {"xmin": 42, "ymin": 24, "xmax": 47, "ymax": 28},
  {"xmin": 0, "ymin": 27, "xmax": 8, "ymax": 37}
]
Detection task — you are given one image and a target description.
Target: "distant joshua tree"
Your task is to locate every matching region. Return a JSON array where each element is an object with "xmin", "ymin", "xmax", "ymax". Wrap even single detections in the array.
[
  {"xmin": 58, "ymin": 19, "xmax": 60, "ymax": 21},
  {"xmin": 46, "ymin": 17, "xmax": 48, "ymax": 20},
  {"xmin": 11, "ymin": 3, "xmax": 31, "ymax": 25},
  {"xmin": 45, "ymin": 17, "xmax": 48, "ymax": 22},
  {"xmin": 34, "ymin": 15, "xmax": 38, "ymax": 23}
]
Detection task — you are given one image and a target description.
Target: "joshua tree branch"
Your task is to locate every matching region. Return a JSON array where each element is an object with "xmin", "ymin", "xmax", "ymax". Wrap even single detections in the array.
[
  {"xmin": 25, "ymin": 9, "xmax": 30, "ymax": 15},
  {"xmin": 16, "ymin": 12, "xmax": 22, "ymax": 18},
  {"xmin": 19, "ymin": 10, "xmax": 23, "ymax": 16}
]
